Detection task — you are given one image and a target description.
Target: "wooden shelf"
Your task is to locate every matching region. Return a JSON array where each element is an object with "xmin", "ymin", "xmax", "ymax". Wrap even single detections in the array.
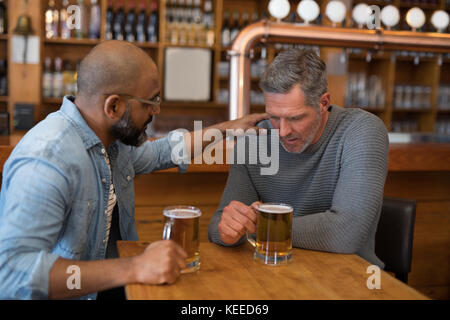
[
  {"xmin": 162, "ymin": 43, "xmax": 215, "ymax": 50},
  {"xmin": 44, "ymin": 38, "xmax": 101, "ymax": 46},
  {"xmin": 393, "ymin": 108, "xmax": 433, "ymax": 113},
  {"xmin": 135, "ymin": 42, "xmax": 160, "ymax": 49},
  {"xmin": 42, "ymin": 98, "xmax": 63, "ymax": 104},
  {"xmin": 0, "ymin": 34, "xmax": 8, "ymax": 41},
  {"xmin": 0, "ymin": 96, "xmax": 8, "ymax": 102},
  {"xmin": 398, "ymin": 2, "xmax": 441, "ymax": 9}
]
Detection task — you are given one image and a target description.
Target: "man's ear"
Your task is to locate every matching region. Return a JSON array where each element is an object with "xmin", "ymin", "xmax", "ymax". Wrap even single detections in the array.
[
  {"xmin": 319, "ymin": 92, "xmax": 331, "ymax": 113},
  {"xmin": 104, "ymin": 95, "xmax": 125, "ymax": 120}
]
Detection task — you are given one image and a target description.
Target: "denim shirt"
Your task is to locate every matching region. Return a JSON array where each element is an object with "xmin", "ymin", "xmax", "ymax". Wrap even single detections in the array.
[{"xmin": 0, "ymin": 96, "xmax": 188, "ymax": 299}]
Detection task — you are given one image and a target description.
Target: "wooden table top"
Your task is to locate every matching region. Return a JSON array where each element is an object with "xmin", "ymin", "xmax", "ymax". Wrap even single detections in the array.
[{"xmin": 117, "ymin": 241, "xmax": 428, "ymax": 300}]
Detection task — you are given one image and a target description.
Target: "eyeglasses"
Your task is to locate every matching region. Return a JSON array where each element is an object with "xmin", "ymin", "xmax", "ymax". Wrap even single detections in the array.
[{"xmin": 104, "ymin": 93, "xmax": 161, "ymax": 113}]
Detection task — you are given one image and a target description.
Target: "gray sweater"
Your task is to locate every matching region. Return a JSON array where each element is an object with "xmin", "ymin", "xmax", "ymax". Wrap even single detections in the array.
[{"xmin": 208, "ymin": 105, "xmax": 388, "ymax": 267}]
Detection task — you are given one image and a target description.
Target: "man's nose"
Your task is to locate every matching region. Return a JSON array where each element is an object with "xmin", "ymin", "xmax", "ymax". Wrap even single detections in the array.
[{"xmin": 279, "ymin": 118, "xmax": 292, "ymax": 138}]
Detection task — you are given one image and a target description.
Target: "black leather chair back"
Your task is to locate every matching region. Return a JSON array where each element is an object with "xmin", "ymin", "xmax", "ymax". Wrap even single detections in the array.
[{"xmin": 375, "ymin": 197, "xmax": 417, "ymax": 284}]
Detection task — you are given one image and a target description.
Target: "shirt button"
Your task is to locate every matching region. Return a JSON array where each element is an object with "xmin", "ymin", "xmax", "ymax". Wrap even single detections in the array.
[
  {"xmin": 103, "ymin": 239, "xmax": 106, "ymax": 244},
  {"xmin": 127, "ymin": 176, "xmax": 131, "ymax": 181},
  {"xmin": 104, "ymin": 210, "xmax": 107, "ymax": 215},
  {"xmin": 102, "ymin": 178, "xmax": 107, "ymax": 183},
  {"xmin": 101, "ymin": 148, "xmax": 106, "ymax": 154}
]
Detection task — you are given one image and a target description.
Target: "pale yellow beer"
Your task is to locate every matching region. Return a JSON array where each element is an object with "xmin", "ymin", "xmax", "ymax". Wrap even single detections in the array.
[
  {"xmin": 163, "ymin": 206, "xmax": 201, "ymax": 273},
  {"xmin": 250, "ymin": 203, "xmax": 293, "ymax": 265}
]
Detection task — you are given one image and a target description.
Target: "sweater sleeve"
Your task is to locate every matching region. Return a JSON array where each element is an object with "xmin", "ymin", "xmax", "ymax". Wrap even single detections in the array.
[
  {"xmin": 291, "ymin": 114, "xmax": 389, "ymax": 254},
  {"xmin": 208, "ymin": 163, "xmax": 260, "ymax": 246}
]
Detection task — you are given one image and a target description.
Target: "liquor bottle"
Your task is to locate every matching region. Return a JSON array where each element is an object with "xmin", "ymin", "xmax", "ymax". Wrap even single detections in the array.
[
  {"xmin": 147, "ymin": 1, "xmax": 159, "ymax": 43},
  {"xmin": 252, "ymin": 12, "xmax": 259, "ymax": 23},
  {"xmin": 187, "ymin": 9, "xmax": 197, "ymax": 45},
  {"xmin": 114, "ymin": 0, "xmax": 125, "ymax": 40},
  {"xmin": 204, "ymin": 0, "xmax": 215, "ymax": 47},
  {"xmin": 0, "ymin": 0, "xmax": 7, "ymax": 34},
  {"xmin": 52, "ymin": 58, "xmax": 64, "ymax": 98},
  {"xmin": 125, "ymin": 0, "xmax": 137, "ymax": 42},
  {"xmin": 74, "ymin": 60, "xmax": 81, "ymax": 96},
  {"xmin": 0, "ymin": 59, "xmax": 6, "ymax": 96},
  {"xmin": 165, "ymin": 1, "xmax": 174, "ymax": 43},
  {"xmin": 178, "ymin": 1, "xmax": 188, "ymax": 45},
  {"xmin": 136, "ymin": 1, "xmax": 147, "ymax": 43},
  {"xmin": 230, "ymin": 12, "xmax": 240, "ymax": 43},
  {"xmin": 63, "ymin": 60, "xmax": 74, "ymax": 96},
  {"xmin": 89, "ymin": 0, "xmax": 101, "ymax": 39},
  {"xmin": 75, "ymin": 0, "xmax": 89, "ymax": 39},
  {"xmin": 242, "ymin": 11, "xmax": 249, "ymax": 28},
  {"xmin": 60, "ymin": 0, "xmax": 71, "ymax": 39},
  {"xmin": 221, "ymin": 11, "xmax": 231, "ymax": 47},
  {"xmin": 45, "ymin": 0, "xmax": 59, "ymax": 39},
  {"xmin": 170, "ymin": 0, "xmax": 182, "ymax": 44},
  {"xmin": 105, "ymin": 0, "xmax": 114, "ymax": 40},
  {"xmin": 42, "ymin": 57, "xmax": 53, "ymax": 98}
]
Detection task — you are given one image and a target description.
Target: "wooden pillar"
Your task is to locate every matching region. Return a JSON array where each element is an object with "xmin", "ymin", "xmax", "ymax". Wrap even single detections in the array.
[{"xmin": 8, "ymin": 0, "xmax": 42, "ymax": 133}]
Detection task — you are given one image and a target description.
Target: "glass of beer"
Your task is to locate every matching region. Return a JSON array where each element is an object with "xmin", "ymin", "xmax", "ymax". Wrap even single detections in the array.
[
  {"xmin": 162, "ymin": 206, "xmax": 201, "ymax": 273},
  {"xmin": 247, "ymin": 203, "xmax": 293, "ymax": 266}
]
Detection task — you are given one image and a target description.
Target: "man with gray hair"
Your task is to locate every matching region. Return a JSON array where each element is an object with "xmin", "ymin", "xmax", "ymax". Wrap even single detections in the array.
[{"xmin": 208, "ymin": 49, "xmax": 389, "ymax": 267}]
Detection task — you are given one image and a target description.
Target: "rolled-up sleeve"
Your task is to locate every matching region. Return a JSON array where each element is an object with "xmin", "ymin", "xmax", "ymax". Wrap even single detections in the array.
[
  {"xmin": 0, "ymin": 159, "xmax": 69, "ymax": 299},
  {"xmin": 131, "ymin": 129, "xmax": 190, "ymax": 175}
]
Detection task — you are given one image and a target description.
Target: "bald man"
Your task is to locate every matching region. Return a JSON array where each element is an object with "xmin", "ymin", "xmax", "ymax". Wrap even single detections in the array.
[{"xmin": 0, "ymin": 41, "xmax": 266, "ymax": 300}]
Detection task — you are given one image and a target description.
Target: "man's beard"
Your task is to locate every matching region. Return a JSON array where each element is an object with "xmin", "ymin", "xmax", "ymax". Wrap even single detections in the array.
[
  {"xmin": 280, "ymin": 111, "xmax": 321, "ymax": 154},
  {"xmin": 109, "ymin": 105, "xmax": 152, "ymax": 147}
]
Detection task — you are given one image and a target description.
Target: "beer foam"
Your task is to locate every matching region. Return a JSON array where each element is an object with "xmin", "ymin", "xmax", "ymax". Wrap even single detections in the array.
[
  {"xmin": 164, "ymin": 209, "xmax": 201, "ymax": 219},
  {"xmin": 258, "ymin": 204, "xmax": 292, "ymax": 214}
]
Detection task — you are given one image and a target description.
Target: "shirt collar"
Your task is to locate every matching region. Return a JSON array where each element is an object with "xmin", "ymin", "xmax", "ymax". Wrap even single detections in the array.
[{"xmin": 59, "ymin": 96, "xmax": 104, "ymax": 150}]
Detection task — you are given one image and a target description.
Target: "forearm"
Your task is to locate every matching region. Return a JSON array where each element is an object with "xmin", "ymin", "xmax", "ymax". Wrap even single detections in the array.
[
  {"xmin": 291, "ymin": 209, "xmax": 368, "ymax": 254},
  {"xmin": 183, "ymin": 122, "xmax": 227, "ymax": 160},
  {"xmin": 49, "ymin": 257, "xmax": 136, "ymax": 299}
]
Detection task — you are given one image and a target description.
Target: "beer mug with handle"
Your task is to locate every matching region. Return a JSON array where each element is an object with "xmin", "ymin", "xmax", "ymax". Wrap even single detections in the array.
[
  {"xmin": 163, "ymin": 205, "xmax": 202, "ymax": 273},
  {"xmin": 247, "ymin": 203, "xmax": 293, "ymax": 265}
]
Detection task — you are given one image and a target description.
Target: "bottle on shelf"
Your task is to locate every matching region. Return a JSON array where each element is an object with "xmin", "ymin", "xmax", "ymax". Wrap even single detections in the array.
[
  {"xmin": 187, "ymin": 7, "xmax": 198, "ymax": 46},
  {"xmin": 114, "ymin": 0, "xmax": 125, "ymax": 41},
  {"xmin": 147, "ymin": 1, "xmax": 159, "ymax": 43},
  {"xmin": 52, "ymin": 58, "xmax": 64, "ymax": 99},
  {"xmin": 221, "ymin": 11, "xmax": 231, "ymax": 47},
  {"xmin": 136, "ymin": 1, "xmax": 147, "ymax": 43},
  {"xmin": 178, "ymin": 1, "xmax": 188, "ymax": 45},
  {"xmin": 230, "ymin": 11, "xmax": 240, "ymax": 44},
  {"xmin": 63, "ymin": 60, "xmax": 74, "ymax": 96},
  {"xmin": 75, "ymin": 0, "xmax": 89, "ymax": 39},
  {"xmin": 45, "ymin": 0, "xmax": 59, "ymax": 39},
  {"xmin": 89, "ymin": 0, "xmax": 101, "ymax": 39},
  {"xmin": 252, "ymin": 12, "xmax": 259, "ymax": 24},
  {"xmin": 125, "ymin": 0, "xmax": 137, "ymax": 42},
  {"xmin": 60, "ymin": 0, "xmax": 71, "ymax": 39},
  {"xmin": 42, "ymin": 57, "xmax": 53, "ymax": 99},
  {"xmin": 242, "ymin": 11, "xmax": 249, "ymax": 28},
  {"xmin": 0, "ymin": 0, "xmax": 6, "ymax": 35},
  {"xmin": 204, "ymin": 0, "xmax": 215, "ymax": 47},
  {"xmin": 105, "ymin": 0, "xmax": 114, "ymax": 40},
  {"xmin": 0, "ymin": 59, "xmax": 7, "ymax": 97}
]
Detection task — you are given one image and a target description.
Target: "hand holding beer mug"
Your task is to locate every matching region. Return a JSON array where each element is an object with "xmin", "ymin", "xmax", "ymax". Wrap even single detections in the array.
[
  {"xmin": 247, "ymin": 203, "xmax": 293, "ymax": 265},
  {"xmin": 162, "ymin": 206, "xmax": 201, "ymax": 273}
]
